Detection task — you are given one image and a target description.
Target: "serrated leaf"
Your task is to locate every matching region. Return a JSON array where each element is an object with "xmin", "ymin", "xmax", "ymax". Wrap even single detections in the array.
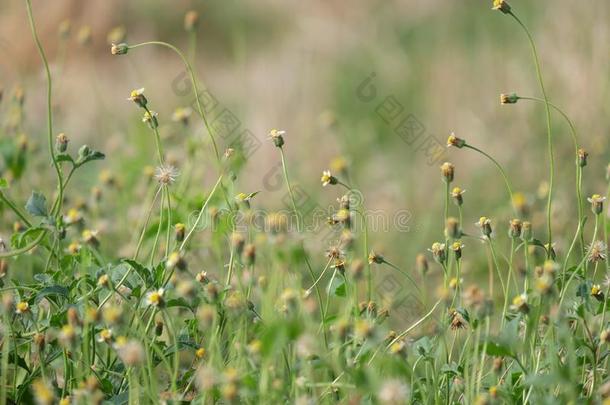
[{"xmin": 25, "ymin": 191, "xmax": 48, "ymax": 217}]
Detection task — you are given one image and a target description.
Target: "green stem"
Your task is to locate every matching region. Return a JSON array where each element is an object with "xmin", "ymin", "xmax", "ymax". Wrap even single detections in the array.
[{"xmin": 509, "ymin": 11, "xmax": 554, "ymax": 258}]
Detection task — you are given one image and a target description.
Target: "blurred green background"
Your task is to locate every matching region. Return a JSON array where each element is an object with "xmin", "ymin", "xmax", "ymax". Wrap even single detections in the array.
[{"xmin": 1, "ymin": 0, "xmax": 610, "ymax": 293}]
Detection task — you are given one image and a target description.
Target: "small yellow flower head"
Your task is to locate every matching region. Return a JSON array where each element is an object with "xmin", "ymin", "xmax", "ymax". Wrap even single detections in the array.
[
  {"xmin": 446, "ymin": 132, "xmax": 465, "ymax": 148},
  {"xmin": 440, "ymin": 162, "xmax": 455, "ymax": 183},
  {"xmin": 59, "ymin": 324, "xmax": 76, "ymax": 346},
  {"xmin": 492, "ymin": 0, "xmax": 511, "ymax": 14},
  {"xmin": 591, "ymin": 284, "xmax": 605, "ymax": 302},
  {"xmin": 330, "ymin": 156, "xmax": 348, "ymax": 174},
  {"xmin": 451, "ymin": 187, "xmax": 465, "ymax": 206},
  {"xmin": 166, "ymin": 251, "xmax": 187, "ymax": 271},
  {"xmin": 77, "ymin": 26, "xmax": 92, "ymax": 46},
  {"xmin": 321, "ymin": 170, "xmax": 337, "ymax": 187},
  {"xmin": 451, "ymin": 241, "xmax": 464, "ymax": 260},
  {"xmin": 588, "ymin": 194, "xmax": 606, "ymax": 215},
  {"xmin": 127, "ymin": 87, "xmax": 148, "ymax": 108},
  {"xmin": 32, "ymin": 379, "xmax": 55, "ymax": 405},
  {"xmin": 429, "ymin": 242, "xmax": 446, "ymax": 264},
  {"xmin": 97, "ymin": 274, "xmax": 110, "ymax": 287},
  {"xmin": 58, "ymin": 19, "xmax": 71, "ymax": 39},
  {"xmin": 535, "ymin": 274, "xmax": 554, "ymax": 296},
  {"xmin": 508, "ymin": 219, "xmax": 522, "ymax": 239},
  {"xmin": 601, "ymin": 329, "xmax": 610, "ymax": 344},
  {"xmin": 97, "ymin": 328, "xmax": 113, "ymax": 343},
  {"xmin": 175, "ymin": 223, "xmax": 186, "ymax": 242},
  {"xmin": 145, "ymin": 288, "xmax": 165, "ymax": 307},
  {"xmin": 58, "ymin": 397, "xmax": 71, "ymax": 405},
  {"xmin": 107, "ymin": 26, "xmax": 126, "ymax": 45},
  {"xmin": 476, "ymin": 217, "xmax": 493, "ymax": 237},
  {"xmin": 268, "ymin": 129, "xmax": 285, "ymax": 148},
  {"xmin": 449, "ymin": 277, "xmax": 461, "ymax": 290},
  {"xmin": 64, "ymin": 208, "xmax": 83, "ymax": 225},
  {"xmin": 15, "ymin": 301, "xmax": 29, "ymax": 315},
  {"xmin": 196, "ymin": 347, "xmax": 206, "ymax": 359},
  {"xmin": 102, "ymin": 304, "xmax": 123, "ymax": 325},
  {"xmin": 500, "ymin": 93, "xmax": 518, "ymax": 104},
  {"xmin": 511, "ymin": 294, "xmax": 529, "ymax": 313},
  {"xmin": 588, "ymin": 241, "xmax": 607, "ymax": 263},
  {"xmin": 184, "ymin": 10, "xmax": 200, "ymax": 31},
  {"xmin": 82, "ymin": 229, "xmax": 99, "ymax": 247},
  {"xmin": 67, "ymin": 241, "xmax": 81, "ymax": 255},
  {"xmin": 172, "ymin": 107, "xmax": 193, "ymax": 126},
  {"xmin": 111, "ymin": 42, "xmax": 129, "ymax": 55},
  {"xmin": 416, "ymin": 253, "xmax": 428, "ymax": 275},
  {"xmin": 445, "ymin": 217, "xmax": 461, "ymax": 239},
  {"xmin": 368, "ymin": 251, "xmax": 384, "ymax": 265},
  {"xmin": 142, "ymin": 110, "xmax": 159, "ymax": 129},
  {"xmin": 577, "ymin": 148, "xmax": 588, "ymax": 167},
  {"xmin": 55, "ymin": 133, "xmax": 69, "ymax": 153}
]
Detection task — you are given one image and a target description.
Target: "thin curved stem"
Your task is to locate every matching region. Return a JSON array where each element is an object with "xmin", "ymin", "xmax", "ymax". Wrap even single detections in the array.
[
  {"xmin": 509, "ymin": 11, "xmax": 554, "ymax": 258},
  {"xmin": 518, "ymin": 96, "xmax": 585, "ymax": 259},
  {"xmin": 463, "ymin": 143, "xmax": 516, "ymax": 216}
]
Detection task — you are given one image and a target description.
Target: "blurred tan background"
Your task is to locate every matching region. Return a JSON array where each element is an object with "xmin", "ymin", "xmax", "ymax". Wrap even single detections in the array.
[{"xmin": 2, "ymin": 0, "xmax": 610, "ymax": 272}]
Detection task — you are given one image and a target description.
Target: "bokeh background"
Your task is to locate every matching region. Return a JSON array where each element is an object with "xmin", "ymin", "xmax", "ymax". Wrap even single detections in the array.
[{"xmin": 1, "ymin": 0, "xmax": 610, "ymax": 300}]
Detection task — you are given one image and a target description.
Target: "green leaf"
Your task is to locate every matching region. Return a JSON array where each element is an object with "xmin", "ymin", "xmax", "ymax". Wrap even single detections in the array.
[
  {"xmin": 481, "ymin": 340, "xmax": 513, "ymax": 357},
  {"xmin": 25, "ymin": 191, "xmax": 48, "ymax": 217},
  {"xmin": 35, "ymin": 285, "xmax": 69, "ymax": 303},
  {"xmin": 0, "ymin": 178, "xmax": 8, "ymax": 189},
  {"xmin": 122, "ymin": 259, "xmax": 152, "ymax": 284}
]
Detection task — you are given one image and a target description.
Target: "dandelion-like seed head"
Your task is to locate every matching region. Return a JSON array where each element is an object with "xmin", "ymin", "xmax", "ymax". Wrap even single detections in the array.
[
  {"xmin": 588, "ymin": 241, "xmax": 607, "ymax": 263},
  {"xmin": 154, "ymin": 165, "xmax": 179, "ymax": 185}
]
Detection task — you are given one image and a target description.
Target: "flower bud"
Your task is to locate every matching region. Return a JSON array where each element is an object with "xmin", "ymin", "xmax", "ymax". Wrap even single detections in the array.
[
  {"xmin": 415, "ymin": 253, "xmax": 428, "ymax": 276},
  {"xmin": 268, "ymin": 129, "xmax": 285, "ymax": 148},
  {"xmin": 446, "ymin": 133, "xmax": 466, "ymax": 148},
  {"xmin": 111, "ymin": 43, "xmax": 129, "ymax": 55},
  {"xmin": 492, "ymin": 0, "xmax": 511, "ymax": 14},
  {"xmin": 143, "ymin": 110, "xmax": 159, "ymax": 129},
  {"xmin": 429, "ymin": 242, "xmax": 446, "ymax": 264},
  {"xmin": 445, "ymin": 217, "xmax": 461, "ymax": 239},
  {"xmin": 577, "ymin": 148, "xmax": 588, "ymax": 167},
  {"xmin": 476, "ymin": 217, "xmax": 492, "ymax": 237},
  {"xmin": 440, "ymin": 162, "xmax": 455, "ymax": 183},
  {"xmin": 451, "ymin": 187, "xmax": 465, "ymax": 206},
  {"xmin": 588, "ymin": 194, "xmax": 606, "ymax": 215},
  {"xmin": 175, "ymin": 223, "xmax": 186, "ymax": 242},
  {"xmin": 56, "ymin": 133, "xmax": 68, "ymax": 153},
  {"xmin": 184, "ymin": 10, "xmax": 200, "ymax": 31},
  {"xmin": 521, "ymin": 221, "xmax": 532, "ymax": 241},
  {"xmin": 500, "ymin": 93, "xmax": 518, "ymax": 104},
  {"xmin": 243, "ymin": 243, "xmax": 256, "ymax": 266},
  {"xmin": 508, "ymin": 219, "xmax": 522, "ymax": 239},
  {"xmin": 451, "ymin": 241, "xmax": 464, "ymax": 260}
]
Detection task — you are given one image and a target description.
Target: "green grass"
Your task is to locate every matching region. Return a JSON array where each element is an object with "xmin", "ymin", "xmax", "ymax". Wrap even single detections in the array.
[{"xmin": 1, "ymin": 0, "xmax": 610, "ymax": 403}]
